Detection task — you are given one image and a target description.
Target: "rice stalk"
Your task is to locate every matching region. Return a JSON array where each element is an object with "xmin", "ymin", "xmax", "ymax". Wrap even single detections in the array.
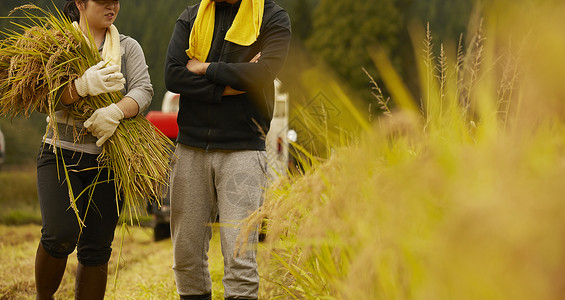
[
  {"xmin": 422, "ymin": 22, "xmax": 435, "ymax": 127},
  {"xmin": 436, "ymin": 43, "xmax": 447, "ymax": 122},
  {"xmin": 461, "ymin": 18, "xmax": 486, "ymax": 120},
  {"xmin": 362, "ymin": 66, "xmax": 391, "ymax": 119},
  {"xmin": 0, "ymin": 5, "xmax": 174, "ymax": 226},
  {"xmin": 495, "ymin": 38, "xmax": 521, "ymax": 129},
  {"xmin": 249, "ymin": 9, "xmax": 533, "ymax": 300}
]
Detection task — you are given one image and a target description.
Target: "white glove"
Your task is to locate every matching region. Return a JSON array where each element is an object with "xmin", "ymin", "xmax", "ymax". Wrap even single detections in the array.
[
  {"xmin": 75, "ymin": 61, "xmax": 125, "ymax": 97},
  {"xmin": 84, "ymin": 103, "xmax": 124, "ymax": 147}
]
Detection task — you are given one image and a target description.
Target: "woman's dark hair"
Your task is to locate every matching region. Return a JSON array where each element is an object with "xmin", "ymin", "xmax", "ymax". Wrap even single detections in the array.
[{"xmin": 63, "ymin": 0, "xmax": 87, "ymax": 22}]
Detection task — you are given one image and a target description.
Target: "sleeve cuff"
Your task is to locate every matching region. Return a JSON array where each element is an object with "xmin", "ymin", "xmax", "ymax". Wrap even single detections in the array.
[
  {"xmin": 205, "ymin": 63, "xmax": 224, "ymax": 104},
  {"xmin": 205, "ymin": 62, "xmax": 218, "ymax": 82}
]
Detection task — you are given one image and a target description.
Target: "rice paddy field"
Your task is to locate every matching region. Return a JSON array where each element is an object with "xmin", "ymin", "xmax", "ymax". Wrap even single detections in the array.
[{"xmin": 3, "ymin": 0, "xmax": 565, "ymax": 299}]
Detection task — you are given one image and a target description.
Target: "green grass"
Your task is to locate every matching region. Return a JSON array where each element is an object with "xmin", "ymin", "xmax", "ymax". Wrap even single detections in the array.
[
  {"xmin": 1, "ymin": 210, "xmax": 41, "ymax": 225},
  {"xmin": 0, "ymin": 167, "xmax": 41, "ymax": 225}
]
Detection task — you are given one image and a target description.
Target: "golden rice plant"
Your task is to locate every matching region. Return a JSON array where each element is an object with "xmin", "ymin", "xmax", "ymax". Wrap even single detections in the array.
[
  {"xmin": 0, "ymin": 5, "xmax": 173, "ymax": 225},
  {"xmin": 246, "ymin": 0, "xmax": 565, "ymax": 299}
]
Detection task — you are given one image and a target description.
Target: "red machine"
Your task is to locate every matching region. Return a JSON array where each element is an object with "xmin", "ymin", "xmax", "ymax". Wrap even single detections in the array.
[
  {"xmin": 146, "ymin": 111, "xmax": 178, "ymax": 139},
  {"xmin": 146, "ymin": 91, "xmax": 180, "ymax": 140}
]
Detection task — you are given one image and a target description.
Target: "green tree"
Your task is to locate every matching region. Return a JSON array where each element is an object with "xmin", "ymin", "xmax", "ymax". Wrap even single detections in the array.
[
  {"xmin": 404, "ymin": 0, "xmax": 475, "ymax": 45},
  {"xmin": 0, "ymin": 0, "xmax": 57, "ymax": 32},
  {"xmin": 279, "ymin": 0, "xmax": 316, "ymax": 41},
  {"xmin": 306, "ymin": 0, "xmax": 403, "ymax": 103},
  {"xmin": 302, "ymin": 0, "xmax": 476, "ymax": 110}
]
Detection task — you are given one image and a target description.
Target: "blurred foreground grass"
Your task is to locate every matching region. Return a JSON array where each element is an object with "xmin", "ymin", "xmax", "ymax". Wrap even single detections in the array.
[{"xmin": 247, "ymin": 0, "xmax": 565, "ymax": 299}]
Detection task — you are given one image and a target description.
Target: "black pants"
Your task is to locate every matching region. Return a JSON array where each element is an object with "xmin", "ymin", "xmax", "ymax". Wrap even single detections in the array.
[{"xmin": 36, "ymin": 145, "xmax": 121, "ymax": 266}]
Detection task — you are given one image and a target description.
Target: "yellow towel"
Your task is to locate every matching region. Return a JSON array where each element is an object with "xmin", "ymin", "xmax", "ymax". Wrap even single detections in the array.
[
  {"xmin": 186, "ymin": 0, "xmax": 264, "ymax": 61},
  {"xmin": 73, "ymin": 22, "xmax": 122, "ymax": 72}
]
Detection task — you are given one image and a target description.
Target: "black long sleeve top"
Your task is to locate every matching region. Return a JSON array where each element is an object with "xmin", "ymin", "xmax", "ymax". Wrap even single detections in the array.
[{"xmin": 164, "ymin": 0, "xmax": 291, "ymax": 151}]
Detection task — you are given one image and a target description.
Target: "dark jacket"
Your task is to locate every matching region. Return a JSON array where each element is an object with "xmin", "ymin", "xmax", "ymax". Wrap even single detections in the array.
[{"xmin": 165, "ymin": 0, "xmax": 291, "ymax": 151}]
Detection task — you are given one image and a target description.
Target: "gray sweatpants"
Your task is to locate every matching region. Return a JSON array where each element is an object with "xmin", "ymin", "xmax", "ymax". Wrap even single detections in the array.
[{"xmin": 170, "ymin": 144, "xmax": 267, "ymax": 298}]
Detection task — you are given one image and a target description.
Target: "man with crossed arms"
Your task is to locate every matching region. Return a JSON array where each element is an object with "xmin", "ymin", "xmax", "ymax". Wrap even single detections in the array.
[{"xmin": 164, "ymin": 0, "xmax": 291, "ymax": 299}]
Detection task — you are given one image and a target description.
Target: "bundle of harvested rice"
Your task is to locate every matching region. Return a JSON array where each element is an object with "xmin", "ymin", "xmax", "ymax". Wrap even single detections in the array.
[{"xmin": 0, "ymin": 5, "xmax": 174, "ymax": 225}]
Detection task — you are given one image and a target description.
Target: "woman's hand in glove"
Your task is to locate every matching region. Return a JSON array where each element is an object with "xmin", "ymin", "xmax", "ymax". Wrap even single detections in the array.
[
  {"xmin": 75, "ymin": 61, "xmax": 125, "ymax": 97},
  {"xmin": 84, "ymin": 103, "xmax": 124, "ymax": 147}
]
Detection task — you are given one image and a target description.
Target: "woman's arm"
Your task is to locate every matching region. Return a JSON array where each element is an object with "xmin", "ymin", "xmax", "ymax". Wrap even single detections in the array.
[
  {"xmin": 59, "ymin": 82, "xmax": 81, "ymax": 106},
  {"xmin": 121, "ymin": 37, "xmax": 153, "ymax": 115},
  {"xmin": 115, "ymin": 96, "xmax": 139, "ymax": 118}
]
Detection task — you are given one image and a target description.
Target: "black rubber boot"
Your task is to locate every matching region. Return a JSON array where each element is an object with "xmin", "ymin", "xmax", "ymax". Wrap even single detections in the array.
[
  {"xmin": 35, "ymin": 243, "xmax": 67, "ymax": 300},
  {"xmin": 75, "ymin": 262, "xmax": 108, "ymax": 300}
]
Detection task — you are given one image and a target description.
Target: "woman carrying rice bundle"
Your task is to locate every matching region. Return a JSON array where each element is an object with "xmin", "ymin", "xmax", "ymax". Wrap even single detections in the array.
[{"xmin": 34, "ymin": 0, "xmax": 153, "ymax": 299}]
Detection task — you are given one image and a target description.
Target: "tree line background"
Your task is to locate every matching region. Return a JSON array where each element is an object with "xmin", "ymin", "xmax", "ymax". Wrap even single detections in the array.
[{"xmin": 0, "ymin": 0, "xmax": 475, "ymax": 165}]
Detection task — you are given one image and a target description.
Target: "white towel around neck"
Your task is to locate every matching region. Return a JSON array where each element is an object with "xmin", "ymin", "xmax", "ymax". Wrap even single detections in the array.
[{"xmin": 73, "ymin": 21, "xmax": 121, "ymax": 71}]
